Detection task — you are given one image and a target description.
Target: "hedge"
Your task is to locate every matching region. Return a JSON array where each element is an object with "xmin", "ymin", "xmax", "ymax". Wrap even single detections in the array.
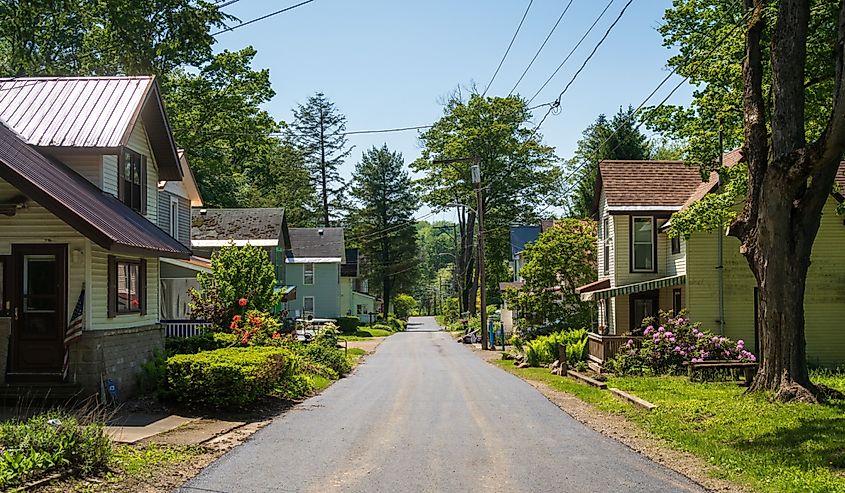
[
  {"xmin": 335, "ymin": 316, "xmax": 360, "ymax": 334},
  {"xmin": 165, "ymin": 332, "xmax": 237, "ymax": 356},
  {"xmin": 166, "ymin": 347, "xmax": 289, "ymax": 408}
]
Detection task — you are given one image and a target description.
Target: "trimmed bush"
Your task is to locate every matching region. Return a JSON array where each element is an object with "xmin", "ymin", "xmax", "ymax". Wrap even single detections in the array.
[
  {"xmin": 167, "ymin": 347, "xmax": 289, "ymax": 408},
  {"xmin": 0, "ymin": 412, "xmax": 112, "ymax": 489},
  {"xmin": 372, "ymin": 323, "xmax": 393, "ymax": 333},
  {"xmin": 385, "ymin": 316, "xmax": 407, "ymax": 332},
  {"xmin": 335, "ymin": 316, "xmax": 360, "ymax": 334},
  {"xmin": 165, "ymin": 332, "xmax": 237, "ymax": 356},
  {"xmin": 303, "ymin": 330, "xmax": 351, "ymax": 377}
]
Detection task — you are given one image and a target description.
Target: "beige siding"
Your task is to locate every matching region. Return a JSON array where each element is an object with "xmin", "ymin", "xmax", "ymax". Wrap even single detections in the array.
[
  {"xmin": 0, "ymin": 180, "xmax": 88, "ymax": 324},
  {"xmin": 89, "ymin": 245, "xmax": 160, "ymax": 330},
  {"xmin": 103, "ymin": 154, "xmax": 118, "ymax": 196},
  {"xmin": 613, "ymin": 215, "xmax": 671, "ymax": 286},
  {"xmin": 125, "ymin": 120, "xmax": 159, "ymax": 224},
  {"xmin": 52, "ymin": 153, "xmax": 102, "ymax": 188},
  {"xmin": 665, "ymin": 235, "xmax": 687, "ymax": 276},
  {"xmin": 598, "ymin": 191, "xmax": 614, "ymax": 281}
]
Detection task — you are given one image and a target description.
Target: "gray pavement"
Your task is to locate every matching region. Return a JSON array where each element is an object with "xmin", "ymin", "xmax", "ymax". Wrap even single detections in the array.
[{"xmin": 178, "ymin": 316, "xmax": 703, "ymax": 493}]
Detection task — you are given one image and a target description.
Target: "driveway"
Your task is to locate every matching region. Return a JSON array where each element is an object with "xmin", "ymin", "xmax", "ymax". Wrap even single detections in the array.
[{"xmin": 178, "ymin": 316, "xmax": 703, "ymax": 493}]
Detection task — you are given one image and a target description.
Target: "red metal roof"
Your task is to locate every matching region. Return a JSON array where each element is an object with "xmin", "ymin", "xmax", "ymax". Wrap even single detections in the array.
[
  {"xmin": 0, "ymin": 120, "xmax": 190, "ymax": 258},
  {"xmin": 0, "ymin": 77, "xmax": 181, "ymax": 180}
]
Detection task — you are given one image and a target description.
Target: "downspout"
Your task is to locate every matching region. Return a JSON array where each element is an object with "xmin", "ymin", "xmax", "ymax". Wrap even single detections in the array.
[{"xmin": 716, "ymin": 122, "xmax": 725, "ymax": 335}]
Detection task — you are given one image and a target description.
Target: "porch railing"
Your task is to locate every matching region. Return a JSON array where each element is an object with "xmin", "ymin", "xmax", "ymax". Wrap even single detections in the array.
[
  {"xmin": 162, "ymin": 320, "xmax": 211, "ymax": 338},
  {"xmin": 587, "ymin": 333, "xmax": 644, "ymax": 365}
]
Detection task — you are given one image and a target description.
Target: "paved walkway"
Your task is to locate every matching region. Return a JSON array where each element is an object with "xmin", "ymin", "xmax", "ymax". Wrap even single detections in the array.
[{"xmin": 178, "ymin": 317, "xmax": 703, "ymax": 493}]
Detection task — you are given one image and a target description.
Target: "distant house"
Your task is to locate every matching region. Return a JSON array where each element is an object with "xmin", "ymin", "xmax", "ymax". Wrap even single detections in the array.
[
  {"xmin": 0, "ymin": 76, "xmax": 192, "ymax": 397},
  {"xmin": 285, "ymin": 228, "xmax": 345, "ymax": 320},
  {"xmin": 340, "ymin": 248, "xmax": 377, "ymax": 322},
  {"xmin": 578, "ymin": 155, "xmax": 845, "ymax": 367},
  {"xmin": 499, "ymin": 225, "xmax": 542, "ymax": 334},
  {"xmin": 190, "ymin": 208, "xmax": 295, "ymax": 308}
]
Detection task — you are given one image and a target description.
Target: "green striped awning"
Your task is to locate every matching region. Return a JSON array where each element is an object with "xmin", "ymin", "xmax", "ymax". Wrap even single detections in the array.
[{"xmin": 580, "ymin": 275, "xmax": 686, "ymax": 301}]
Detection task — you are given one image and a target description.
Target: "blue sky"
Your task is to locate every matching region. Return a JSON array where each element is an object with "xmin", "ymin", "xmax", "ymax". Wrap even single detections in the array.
[{"xmin": 213, "ymin": 0, "xmax": 691, "ymax": 220}]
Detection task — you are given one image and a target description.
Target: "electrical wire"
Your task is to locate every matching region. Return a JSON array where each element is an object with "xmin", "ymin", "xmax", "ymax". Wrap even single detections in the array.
[
  {"xmin": 212, "ymin": 0, "xmax": 316, "ymax": 36},
  {"xmin": 509, "ymin": 0, "xmax": 575, "ymax": 95},
  {"xmin": 482, "ymin": 0, "xmax": 535, "ymax": 97}
]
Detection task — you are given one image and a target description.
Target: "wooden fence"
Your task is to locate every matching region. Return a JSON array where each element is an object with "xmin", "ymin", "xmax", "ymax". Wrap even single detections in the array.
[
  {"xmin": 587, "ymin": 333, "xmax": 643, "ymax": 366},
  {"xmin": 162, "ymin": 320, "xmax": 210, "ymax": 338}
]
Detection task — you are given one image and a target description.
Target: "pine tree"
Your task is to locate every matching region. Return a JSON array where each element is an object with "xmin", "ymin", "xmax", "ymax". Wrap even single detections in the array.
[
  {"xmin": 347, "ymin": 145, "xmax": 419, "ymax": 316},
  {"xmin": 286, "ymin": 92, "xmax": 351, "ymax": 227}
]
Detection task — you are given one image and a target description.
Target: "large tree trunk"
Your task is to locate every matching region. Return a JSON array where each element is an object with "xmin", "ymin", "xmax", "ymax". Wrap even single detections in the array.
[
  {"xmin": 458, "ymin": 208, "xmax": 477, "ymax": 316},
  {"xmin": 728, "ymin": 0, "xmax": 845, "ymax": 402}
]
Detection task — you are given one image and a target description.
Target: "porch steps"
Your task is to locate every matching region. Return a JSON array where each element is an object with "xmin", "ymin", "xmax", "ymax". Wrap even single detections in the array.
[{"xmin": 0, "ymin": 383, "xmax": 90, "ymax": 404}]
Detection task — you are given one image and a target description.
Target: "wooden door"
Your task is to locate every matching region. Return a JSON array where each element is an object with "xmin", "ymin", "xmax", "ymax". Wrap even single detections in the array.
[{"xmin": 8, "ymin": 244, "xmax": 67, "ymax": 377}]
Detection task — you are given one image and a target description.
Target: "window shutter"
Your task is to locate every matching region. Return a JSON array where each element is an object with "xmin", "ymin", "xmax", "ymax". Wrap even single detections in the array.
[
  {"xmin": 139, "ymin": 258, "xmax": 147, "ymax": 316},
  {"xmin": 117, "ymin": 150, "xmax": 125, "ymax": 200},
  {"xmin": 107, "ymin": 255, "xmax": 117, "ymax": 318},
  {"xmin": 140, "ymin": 155, "xmax": 147, "ymax": 214}
]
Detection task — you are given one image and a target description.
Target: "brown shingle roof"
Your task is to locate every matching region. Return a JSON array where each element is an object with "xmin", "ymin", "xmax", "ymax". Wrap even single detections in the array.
[
  {"xmin": 599, "ymin": 160, "xmax": 706, "ymax": 209},
  {"xmin": 0, "ymin": 120, "xmax": 190, "ymax": 258}
]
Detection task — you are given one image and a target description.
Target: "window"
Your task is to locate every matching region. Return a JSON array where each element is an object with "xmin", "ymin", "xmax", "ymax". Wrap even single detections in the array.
[
  {"xmin": 119, "ymin": 148, "xmax": 146, "ymax": 212},
  {"xmin": 671, "ymin": 235, "xmax": 681, "ymax": 255},
  {"xmin": 108, "ymin": 256, "xmax": 146, "ymax": 317},
  {"xmin": 169, "ymin": 196, "xmax": 179, "ymax": 239},
  {"xmin": 356, "ymin": 304, "xmax": 365, "ymax": 315},
  {"xmin": 303, "ymin": 296, "xmax": 315, "ymax": 314},
  {"xmin": 673, "ymin": 288, "xmax": 682, "ymax": 315},
  {"xmin": 631, "ymin": 216, "xmax": 656, "ymax": 272},
  {"xmin": 602, "ymin": 216, "xmax": 610, "ymax": 274},
  {"xmin": 602, "ymin": 217, "xmax": 609, "ymax": 241},
  {"xmin": 303, "ymin": 263, "xmax": 314, "ymax": 285}
]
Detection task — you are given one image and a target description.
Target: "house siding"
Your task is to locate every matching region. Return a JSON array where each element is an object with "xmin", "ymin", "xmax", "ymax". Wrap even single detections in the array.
[
  {"xmin": 157, "ymin": 191, "xmax": 191, "ymax": 246},
  {"xmin": 54, "ymin": 153, "xmax": 103, "ymax": 188},
  {"xmin": 126, "ymin": 120, "xmax": 159, "ymax": 224},
  {"xmin": 102, "ymin": 154, "xmax": 118, "ymax": 196},
  {"xmin": 285, "ymin": 262, "xmax": 341, "ymax": 319}
]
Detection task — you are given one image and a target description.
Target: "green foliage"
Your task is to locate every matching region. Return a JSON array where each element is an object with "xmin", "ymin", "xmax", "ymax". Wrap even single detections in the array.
[
  {"xmin": 335, "ymin": 316, "xmax": 360, "ymax": 334},
  {"xmin": 392, "ymin": 294, "xmax": 417, "ymax": 321},
  {"xmin": 520, "ymin": 329, "xmax": 588, "ymax": 367},
  {"xmin": 565, "ymin": 107, "xmax": 653, "ymax": 218},
  {"xmin": 371, "ymin": 323, "xmax": 394, "ymax": 333},
  {"xmin": 137, "ymin": 350, "xmax": 168, "ymax": 397},
  {"xmin": 286, "ymin": 92, "xmax": 351, "ymax": 226},
  {"xmin": 668, "ymin": 164, "xmax": 747, "ymax": 238},
  {"xmin": 504, "ymin": 219, "xmax": 597, "ymax": 330},
  {"xmin": 347, "ymin": 145, "xmax": 420, "ymax": 313},
  {"xmin": 509, "ymin": 335, "xmax": 524, "ymax": 353},
  {"xmin": 0, "ymin": 412, "xmax": 112, "ymax": 489},
  {"xmin": 302, "ymin": 327, "xmax": 351, "ymax": 377},
  {"xmin": 385, "ymin": 317, "xmax": 407, "ymax": 332},
  {"xmin": 165, "ymin": 332, "xmax": 237, "ymax": 356},
  {"xmin": 441, "ymin": 296, "xmax": 461, "ymax": 324},
  {"xmin": 190, "ymin": 243, "xmax": 281, "ymax": 327},
  {"xmin": 166, "ymin": 347, "xmax": 289, "ymax": 408},
  {"xmin": 229, "ymin": 310, "xmax": 282, "ymax": 346}
]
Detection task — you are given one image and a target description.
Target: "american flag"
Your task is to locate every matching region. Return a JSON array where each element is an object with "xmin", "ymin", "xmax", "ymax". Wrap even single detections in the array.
[{"xmin": 63, "ymin": 288, "xmax": 85, "ymax": 380}]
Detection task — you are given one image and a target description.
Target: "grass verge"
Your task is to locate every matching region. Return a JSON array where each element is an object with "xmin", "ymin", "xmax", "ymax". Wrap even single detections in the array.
[
  {"xmin": 495, "ymin": 360, "xmax": 845, "ymax": 493},
  {"xmin": 339, "ymin": 328, "xmax": 392, "ymax": 340}
]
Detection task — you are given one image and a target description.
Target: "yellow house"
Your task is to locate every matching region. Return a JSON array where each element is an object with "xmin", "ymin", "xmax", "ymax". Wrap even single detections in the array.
[{"xmin": 578, "ymin": 153, "xmax": 845, "ymax": 367}]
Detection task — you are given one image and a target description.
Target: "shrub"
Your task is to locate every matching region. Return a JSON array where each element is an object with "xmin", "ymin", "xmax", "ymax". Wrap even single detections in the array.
[
  {"xmin": 0, "ymin": 412, "xmax": 112, "ymax": 489},
  {"xmin": 372, "ymin": 323, "xmax": 393, "ymax": 333},
  {"xmin": 137, "ymin": 350, "xmax": 167, "ymax": 396},
  {"xmin": 303, "ymin": 328, "xmax": 351, "ymax": 377},
  {"xmin": 384, "ymin": 316, "xmax": 407, "ymax": 332},
  {"xmin": 608, "ymin": 311, "xmax": 757, "ymax": 376},
  {"xmin": 190, "ymin": 243, "xmax": 281, "ymax": 327},
  {"xmin": 165, "ymin": 332, "xmax": 238, "ymax": 356},
  {"xmin": 167, "ymin": 347, "xmax": 289, "ymax": 408},
  {"xmin": 521, "ymin": 329, "xmax": 588, "ymax": 367},
  {"xmin": 335, "ymin": 316, "xmax": 360, "ymax": 334},
  {"xmin": 392, "ymin": 294, "xmax": 417, "ymax": 320},
  {"xmin": 228, "ymin": 310, "xmax": 282, "ymax": 345}
]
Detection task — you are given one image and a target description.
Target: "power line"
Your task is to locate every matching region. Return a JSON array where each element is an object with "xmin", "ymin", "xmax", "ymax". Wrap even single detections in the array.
[
  {"xmin": 212, "ymin": 0, "xmax": 316, "ymax": 36},
  {"xmin": 343, "ymin": 125, "xmax": 433, "ymax": 136},
  {"xmin": 527, "ymin": 0, "xmax": 617, "ymax": 104},
  {"xmin": 509, "ymin": 0, "xmax": 575, "ymax": 95},
  {"xmin": 482, "ymin": 0, "xmax": 535, "ymax": 97},
  {"xmin": 216, "ymin": 0, "xmax": 242, "ymax": 7}
]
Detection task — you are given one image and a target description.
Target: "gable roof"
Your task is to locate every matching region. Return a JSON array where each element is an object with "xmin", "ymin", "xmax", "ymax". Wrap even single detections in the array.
[
  {"xmin": 597, "ymin": 160, "xmax": 706, "ymax": 214},
  {"xmin": 0, "ymin": 120, "xmax": 190, "ymax": 258},
  {"xmin": 159, "ymin": 150, "xmax": 203, "ymax": 207},
  {"xmin": 288, "ymin": 228, "xmax": 345, "ymax": 260},
  {"xmin": 0, "ymin": 76, "xmax": 181, "ymax": 180},
  {"xmin": 191, "ymin": 208, "xmax": 290, "ymax": 248}
]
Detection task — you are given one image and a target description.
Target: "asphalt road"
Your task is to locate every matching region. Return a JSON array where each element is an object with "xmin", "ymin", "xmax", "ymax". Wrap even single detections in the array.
[{"xmin": 178, "ymin": 316, "xmax": 703, "ymax": 493}]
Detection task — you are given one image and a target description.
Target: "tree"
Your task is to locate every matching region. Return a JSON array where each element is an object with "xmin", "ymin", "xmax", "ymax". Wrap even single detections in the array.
[
  {"xmin": 347, "ymin": 145, "xmax": 419, "ymax": 316},
  {"xmin": 164, "ymin": 48, "xmax": 290, "ymax": 208},
  {"xmin": 566, "ymin": 107, "xmax": 652, "ymax": 218},
  {"xmin": 654, "ymin": 0, "xmax": 845, "ymax": 401},
  {"xmin": 413, "ymin": 93, "xmax": 560, "ymax": 315},
  {"xmin": 286, "ymin": 92, "xmax": 351, "ymax": 227},
  {"xmin": 0, "ymin": 0, "xmax": 227, "ymax": 76},
  {"xmin": 245, "ymin": 141, "xmax": 321, "ymax": 227},
  {"xmin": 504, "ymin": 219, "xmax": 596, "ymax": 331},
  {"xmin": 392, "ymin": 294, "xmax": 418, "ymax": 321}
]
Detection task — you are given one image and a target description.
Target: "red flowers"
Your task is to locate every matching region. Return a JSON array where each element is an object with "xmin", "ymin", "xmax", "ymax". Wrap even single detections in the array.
[
  {"xmin": 232, "ymin": 315, "xmax": 242, "ymax": 322},
  {"xmin": 238, "ymin": 298, "xmax": 248, "ymax": 307},
  {"xmin": 271, "ymin": 332, "xmax": 281, "ymax": 340},
  {"xmin": 229, "ymin": 322, "xmax": 238, "ymax": 330}
]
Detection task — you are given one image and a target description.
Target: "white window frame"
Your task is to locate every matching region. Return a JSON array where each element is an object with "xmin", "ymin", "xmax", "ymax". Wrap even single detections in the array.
[
  {"xmin": 303, "ymin": 263, "xmax": 314, "ymax": 285},
  {"xmin": 631, "ymin": 216, "xmax": 656, "ymax": 273},
  {"xmin": 303, "ymin": 296, "xmax": 315, "ymax": 315},
  {"xmin": 169, "ymin": 196, "xmax": 179, "ymax": 239},
  {"xmin": 602, "ymin": 216, "xmax": 610, "ymax": 275}
]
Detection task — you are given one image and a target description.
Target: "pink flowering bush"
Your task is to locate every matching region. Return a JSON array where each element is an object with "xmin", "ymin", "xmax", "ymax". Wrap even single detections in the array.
[{"xmin": 607, "ymin": 311, "xmax": 756, "ymax": 376}]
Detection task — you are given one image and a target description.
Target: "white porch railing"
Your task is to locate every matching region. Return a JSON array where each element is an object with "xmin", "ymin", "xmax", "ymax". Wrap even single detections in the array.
[{"xmin": 162, "ymin": 320, "xmax": 211, "ymax": 338}]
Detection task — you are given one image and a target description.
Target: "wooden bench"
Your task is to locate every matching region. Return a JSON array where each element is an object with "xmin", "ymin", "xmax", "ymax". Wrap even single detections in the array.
[{"xmin": 685, "ymin": 360, "xmax": 758, "ymax": 385}]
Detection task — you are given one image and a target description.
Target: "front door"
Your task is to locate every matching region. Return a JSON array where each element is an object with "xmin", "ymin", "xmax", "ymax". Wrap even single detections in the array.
[
  {"xmin": 8, "ymin": 244, "xmax": 67, "ymax": 378},
  {"xmin": 630, "ymin": 290, "xmax": 659, "ymax": 333}
]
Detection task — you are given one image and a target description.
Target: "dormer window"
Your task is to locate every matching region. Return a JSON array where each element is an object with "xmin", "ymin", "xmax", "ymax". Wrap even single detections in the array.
[
  {"xmin": 119, "ymin": 148, "xmax": 146, "ymax": 213},
  {"xmin": 631, "ymin": 216, "xmax": 656, "ymax": 272}
]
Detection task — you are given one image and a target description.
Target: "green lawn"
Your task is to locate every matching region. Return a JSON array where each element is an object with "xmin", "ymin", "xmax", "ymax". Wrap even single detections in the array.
[
  {"xmin": 339, "ymin": 328, "xmax": 393, "ymax": 341},
  {"xmin": 494, "ymin": 360, "xmax": 845, "ymax": 493}
]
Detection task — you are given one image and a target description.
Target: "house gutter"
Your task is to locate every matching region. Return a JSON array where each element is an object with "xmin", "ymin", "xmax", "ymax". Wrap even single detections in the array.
[{"xmin": 717, "ymin": 226, "xmax": 725, "ymax": 336}]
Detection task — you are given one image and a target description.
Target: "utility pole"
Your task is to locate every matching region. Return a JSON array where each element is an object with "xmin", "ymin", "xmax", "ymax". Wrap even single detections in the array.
[{"xmin": 471, "ymin": 162, "xmax": 489, "ymax": 351}]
